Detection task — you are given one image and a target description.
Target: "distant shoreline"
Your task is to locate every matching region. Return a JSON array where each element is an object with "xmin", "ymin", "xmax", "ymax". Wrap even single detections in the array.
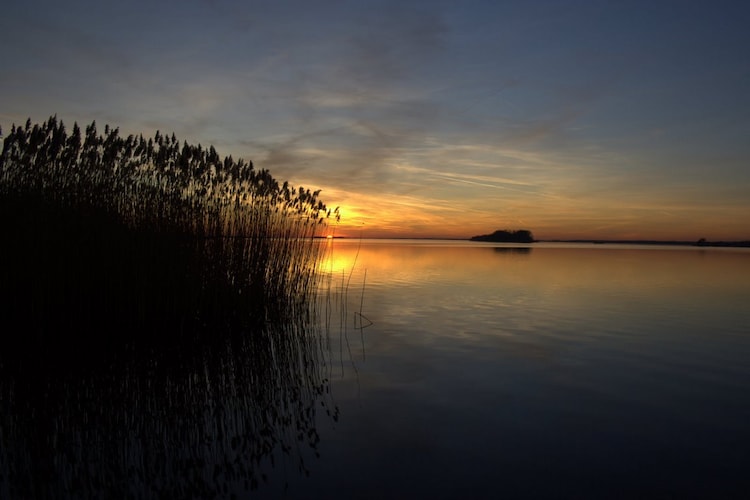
[
  {"xmin": 538, "ymin": 239, "xmax": 750, "ymax": 248},
  {"xmin": 327, "ymin": 236, "xmax": 750, "ymax": 248}
]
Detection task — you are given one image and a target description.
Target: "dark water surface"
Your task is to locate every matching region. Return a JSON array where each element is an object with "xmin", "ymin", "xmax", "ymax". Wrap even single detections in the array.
[
  {"xmin": 3, "ymin": 240, "xmax": 750, "ymax": 498},
  {"xmin": 297, "ymin": 240, "xmax": 750, "ymax": 499}
]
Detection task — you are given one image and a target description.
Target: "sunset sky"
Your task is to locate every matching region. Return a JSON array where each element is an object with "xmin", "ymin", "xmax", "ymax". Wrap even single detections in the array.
[{"xmin": 2, "ymin": 0, "xmax": 749, "ymax": 240}]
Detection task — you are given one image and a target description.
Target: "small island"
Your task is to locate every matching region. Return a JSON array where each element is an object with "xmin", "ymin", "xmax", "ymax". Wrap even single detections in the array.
[{"xmin": 470, "ymin": 229, "xmax": 535, "ymax": 243}]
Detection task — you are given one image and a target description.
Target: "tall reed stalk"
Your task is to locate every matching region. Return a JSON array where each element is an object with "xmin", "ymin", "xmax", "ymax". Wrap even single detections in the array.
[
  {"xmin": 0, "ymin": 116, "xmax": 363, "ymax": 498},
  {"xmin": 0, "ymin": 116, "xmax": 339, "ymax": 364}
]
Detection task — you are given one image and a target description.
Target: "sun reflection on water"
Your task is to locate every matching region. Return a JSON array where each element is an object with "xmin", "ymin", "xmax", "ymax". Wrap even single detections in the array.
[{"xmin": 318, "ymin": 239, "xmax": 363, "ymax": 276}]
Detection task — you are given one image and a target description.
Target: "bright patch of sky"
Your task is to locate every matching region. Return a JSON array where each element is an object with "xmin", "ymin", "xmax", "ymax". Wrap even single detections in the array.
[{"xmin": 2, "ymin": 0, "xmax": 749, "ymax": 239}]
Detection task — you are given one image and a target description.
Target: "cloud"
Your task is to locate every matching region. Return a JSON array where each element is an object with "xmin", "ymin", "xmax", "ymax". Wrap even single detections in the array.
[{"xmin": 3, "ymin": 0, "xmax": 748, "ymax": 240}]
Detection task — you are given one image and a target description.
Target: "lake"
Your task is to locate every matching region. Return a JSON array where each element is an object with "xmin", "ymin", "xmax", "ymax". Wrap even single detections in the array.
[
  {"xmin": 2, "ymin": 239, "xmax": 749, "ymax": 498},
  {"xmin": 282, "ymin": 239, "xmax": 750, "ymax": 499}
]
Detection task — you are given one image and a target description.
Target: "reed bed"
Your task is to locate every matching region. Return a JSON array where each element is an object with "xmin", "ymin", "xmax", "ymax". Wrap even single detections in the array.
[
  {"xmin": 0, "ymin": 116, "xmax": 359, "ymax": 496},
  {"xmin": 0, "ymin": 298, "xmax": 339, "ymax": 498},
  {"xmin": 0, "ymin": 116, "xmax": 339, "ymax": 367}
]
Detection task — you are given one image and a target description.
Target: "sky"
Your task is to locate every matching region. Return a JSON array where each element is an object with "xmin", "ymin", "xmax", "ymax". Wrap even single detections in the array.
[{"xmin": 2, "ymin": 0, "xmax": 749, "ymax": 240}]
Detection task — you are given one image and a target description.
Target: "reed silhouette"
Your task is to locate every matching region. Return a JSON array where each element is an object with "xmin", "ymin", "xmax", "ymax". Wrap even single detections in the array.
[
  {"xmin": 0, "ymin": 300, "xmax": 340, "ymax": 498},
  {"xmin": 0, "ymin": 115, "xmax": 339, "ymax": 367},
  {"xmin": 0, "ymin": 116, "xmax": 349, "ymax": 496}
]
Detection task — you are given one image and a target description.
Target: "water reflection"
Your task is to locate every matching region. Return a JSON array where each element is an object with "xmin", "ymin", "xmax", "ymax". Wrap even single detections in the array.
[
  {"xmin": 0, "ymin": 300, "xmax": 339, "ymax": 498},
  {"xmin": 5, "ymin": 240, "xmax": 749, "ymax": 498},
  {"xmin": 300, "ymin": 240, "xmax": 750, "ymax": 499},
  {"xmin": 321, "ymin": 239, "xmax": 750, "ymax": 297},
  {"xmin": 492, "ymin": 246, "xmax": 532, "ymax": 254}
]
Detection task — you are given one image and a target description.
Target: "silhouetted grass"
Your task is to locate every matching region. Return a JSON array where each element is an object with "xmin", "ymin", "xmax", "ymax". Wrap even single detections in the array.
[
  {"xmin": 0, "ymin": 116, "xmax": 349, "ymax": 496},
  {"xmin": 0, "ymin": 115, "xmax": 339, "ymax": 370},
  {"xmin": 0, "ymin": 289, "xmax": 342, "ymax": 498}
]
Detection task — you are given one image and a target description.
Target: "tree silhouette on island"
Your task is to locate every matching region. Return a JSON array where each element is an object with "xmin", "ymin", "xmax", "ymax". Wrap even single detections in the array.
[{"xmin": 470, "ymin": 229, "xmax": 535, "ymax": 243}]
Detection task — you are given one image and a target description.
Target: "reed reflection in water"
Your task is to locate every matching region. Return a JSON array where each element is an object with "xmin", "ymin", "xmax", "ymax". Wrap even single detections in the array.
[
  {"xmin": 0, "ymin": 297, "xmax": 341, "ymax": 499},
  {"xmin": 0, "ymin": 116, "xmax": 351, "ymax": 498}
]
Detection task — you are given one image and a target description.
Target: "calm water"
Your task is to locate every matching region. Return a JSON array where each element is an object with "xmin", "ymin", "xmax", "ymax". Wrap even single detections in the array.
[
  {"xmin": 3, "ymin": 240, "xmax": 750, "ymax": 498},
  {"xmin": 286, "ymin": 240, "xmax": 750, "ymax": 499}
]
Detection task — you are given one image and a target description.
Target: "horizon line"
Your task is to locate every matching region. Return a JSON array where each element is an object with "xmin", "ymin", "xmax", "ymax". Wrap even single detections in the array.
[{"xmin": 327, "ymin": 236, "xmax": 750, "ymax": 247}]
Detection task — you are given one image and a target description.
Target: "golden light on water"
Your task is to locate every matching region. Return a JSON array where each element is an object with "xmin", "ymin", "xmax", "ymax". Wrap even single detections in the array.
[{"xmin": 317, "ymin": 239, "xmax": 362, "ymax": 276}]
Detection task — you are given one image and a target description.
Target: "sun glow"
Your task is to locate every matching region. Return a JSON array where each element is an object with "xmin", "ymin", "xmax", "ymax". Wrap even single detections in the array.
[{"xmin": 317, "ymin": 239, "xmax": 361, "ymax": 276}]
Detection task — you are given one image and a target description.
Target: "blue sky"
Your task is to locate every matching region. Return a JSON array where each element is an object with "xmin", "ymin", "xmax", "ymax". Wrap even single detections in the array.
[{"xmin": 2, "ymin": 0, "xmax": 749, "ymax": 239}]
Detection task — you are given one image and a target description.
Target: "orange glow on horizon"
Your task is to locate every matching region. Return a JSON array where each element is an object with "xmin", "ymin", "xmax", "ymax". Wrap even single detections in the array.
[
  {"xmin": 319, "ymin": 201, "xmax": 749, "ymax": 242},
  {"xmin": 312, "ymin": 184, "xmax": 749, "ymax": 243}
]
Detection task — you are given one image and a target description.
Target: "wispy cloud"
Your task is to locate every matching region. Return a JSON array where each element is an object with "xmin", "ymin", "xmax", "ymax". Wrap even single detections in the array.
[{"xmin": 2, "ymin": 0, "xmax": 749, "ymax": 240}]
